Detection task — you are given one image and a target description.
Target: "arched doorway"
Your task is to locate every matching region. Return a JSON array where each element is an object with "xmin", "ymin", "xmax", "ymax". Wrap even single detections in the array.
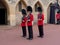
[
  {"xmin": 33, "ymin": 1, "xmax": 43, "ymax": 23},
  {"xmin": 0, "ymin": 0, "xmax": 9, "ymax": 25},
  {"xmin": 47, "ymin": 3, "xmax": 59, "ymax": 24},
  {"xmin": 47, "ymin": 3, "xmax": 52, "ymax": 23},
  {"xmin": 16, "ymin": 0, "xmax": 27, "ymax": 25}
]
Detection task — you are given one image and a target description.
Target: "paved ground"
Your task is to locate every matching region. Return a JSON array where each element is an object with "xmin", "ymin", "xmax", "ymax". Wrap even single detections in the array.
[{"xmin": 0, "ymin": 24, "xmax": 60, "ymax": 45}]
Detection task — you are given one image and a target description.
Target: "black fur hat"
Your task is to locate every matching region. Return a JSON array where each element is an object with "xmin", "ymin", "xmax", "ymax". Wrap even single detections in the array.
[
  {"xmin": 21, "ymin": 9, "xmax": 26, "ymax": 15},
  {"xmin": 37, "ymin": 7, "xmax": 42, "ymax": 12},
  {"xmin": 57, "ymin": 9, "xmax": 60, "ymax": 13},
  {"xmin": 27, "ymin": 6, "xmax": 32, "ymax": 12}
]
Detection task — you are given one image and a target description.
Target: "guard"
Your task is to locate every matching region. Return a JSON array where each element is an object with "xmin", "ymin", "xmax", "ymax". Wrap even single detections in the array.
[
  {"xmin": 37, "ymin": 7, "xmax": 44, "ymax": 38},
  {"xmin": 56, "ymin": 10, "xmax": 60, "ymax": 24},
  {"xmin": 21, "ymin": 9, "xmax": 27, "ymax": 38},
  {"xmin": 26, "ymin": 6, "xmax": 34, "ymax": 40}
]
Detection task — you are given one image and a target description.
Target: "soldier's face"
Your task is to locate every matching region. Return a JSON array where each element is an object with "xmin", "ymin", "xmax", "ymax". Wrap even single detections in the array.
[
  {"xmin": 27, "ymin": 11, "xmax": 31, "ymax": 15},
  {"xmin": 38, "ymin": 11, "xmax": 42, "ymax": 14},
  {"xmin": 39, "ymin": 11, "xmax": 42, "ymax": 14}
]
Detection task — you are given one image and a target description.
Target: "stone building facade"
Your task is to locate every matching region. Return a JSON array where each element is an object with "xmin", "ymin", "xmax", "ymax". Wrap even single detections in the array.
[{"xmin": 0, "ymin": 0, "xmax": 60, "ymax": 26}]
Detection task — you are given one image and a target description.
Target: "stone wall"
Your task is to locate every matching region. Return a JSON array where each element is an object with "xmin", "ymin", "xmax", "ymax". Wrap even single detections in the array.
[{"xmin": 2, "ymin": 0, "xmax": 60, "ymax": 26}]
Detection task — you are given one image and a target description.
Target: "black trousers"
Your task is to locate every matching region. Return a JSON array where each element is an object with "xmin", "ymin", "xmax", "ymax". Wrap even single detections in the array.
[
  {"xmin": 57, "ymin": 19, "xmax": 60, "ymax": 24},
  {"xmin": 38, "ymin": 25, "xmax": 44, "ymax": 37},
  {"xmin": 22, "ymin": 26, "xmax": 26, "ymax": 36},
  {"xmin": 28, "ymin": 26, "xmax": 33, "ymax": 38}
]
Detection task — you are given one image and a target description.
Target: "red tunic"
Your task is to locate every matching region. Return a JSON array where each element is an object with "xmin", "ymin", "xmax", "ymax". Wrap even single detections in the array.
[
  {"xmin": 37, "ymin": 13, "xmax": 44, "ymax": 25},
  {"xmin": 56, "ymin": 13, "xmax": 60, "ymax": 20},
  {"xmin": 27, "ymin": 14, "xmax": 34, "ymax": 26},
  {"xmin": 21, "ymin": 17, "xmax": 27, "ymax": 27}
]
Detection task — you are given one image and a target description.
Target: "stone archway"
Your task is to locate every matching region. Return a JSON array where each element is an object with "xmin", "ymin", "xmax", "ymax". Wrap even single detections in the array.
[
  {"xmin": 0, "ymin": 0, "xmax": 9, "ymax": 25},
  {"xmin": 15, "ymin": 0, "xmax": 27, "ymax": 25},
  {"xmin": 33, "ymin": 1, "xmax": 43, "ymax": 24},
  {"xmin": 47, "ymin": 2, "xmax": 59, "ymax": 24}
]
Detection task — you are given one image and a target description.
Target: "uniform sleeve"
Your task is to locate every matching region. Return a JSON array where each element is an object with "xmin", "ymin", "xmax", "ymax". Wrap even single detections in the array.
[
  {"xmin": 42, "ymin": 14, "xmax": 44, "ymax": 20},
  {"xmin": 56, "ymin": 14, "xmax": 59, "ymax": 19}
]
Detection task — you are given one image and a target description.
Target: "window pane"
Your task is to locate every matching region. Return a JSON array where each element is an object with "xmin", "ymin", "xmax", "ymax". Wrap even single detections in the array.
[{"xmin": 19, "ymin": 2, "xmax": 22, "ymax": 12}]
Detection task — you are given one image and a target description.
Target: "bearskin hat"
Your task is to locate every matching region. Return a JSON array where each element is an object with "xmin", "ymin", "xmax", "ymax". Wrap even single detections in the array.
[
  {"xmin": 37, "ymin": 7, "xmax": 42, "ymax": 12},
  {"xmin": 57, "ymin": 9, "xmax": 60, "ymax": 13},
  {"xmin": 27, "ymin": 6, "xmax": 32, "ymax": 12},
  {"xmin": 21, "ymin": 9, "xmax": 26, "ymax": 15}
]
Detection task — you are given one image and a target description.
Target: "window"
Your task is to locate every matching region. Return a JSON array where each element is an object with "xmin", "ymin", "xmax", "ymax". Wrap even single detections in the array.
[
  {"xmin": 35, "ymin": 4, "xmax": 38, "ymax": 12},
  {"xmin": 18, "ymin": 2, "xmax": 22, "ymax": 12},
  {"xmin": 35, "ymin": 3, "xmax": 42, "ymax": 12}
]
